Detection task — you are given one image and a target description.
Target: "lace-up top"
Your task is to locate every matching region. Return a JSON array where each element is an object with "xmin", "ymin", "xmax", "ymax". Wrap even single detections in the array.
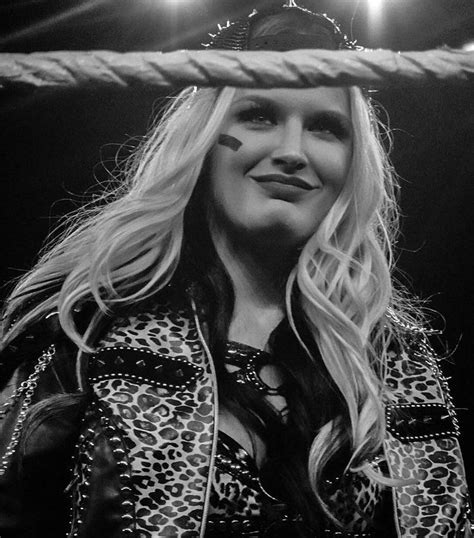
[{"xmin": 206, "ymin": 341, "xmax": 306, "ymax": 536}]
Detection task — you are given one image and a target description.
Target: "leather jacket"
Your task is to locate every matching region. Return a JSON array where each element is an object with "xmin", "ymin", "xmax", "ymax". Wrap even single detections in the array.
[{"xmin": 0, "ymin": 295, "xmax": 472, "ymax": 537}]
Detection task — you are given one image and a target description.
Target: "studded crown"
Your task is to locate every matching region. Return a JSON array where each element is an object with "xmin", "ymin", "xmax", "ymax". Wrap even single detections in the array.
[{"xmin": 204, "ymin": 1, "xmax": 357, "ymax": 51}]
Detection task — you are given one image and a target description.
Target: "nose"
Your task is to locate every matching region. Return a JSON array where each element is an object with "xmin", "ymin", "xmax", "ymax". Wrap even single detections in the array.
[{"xmin": 271, "ymin": 121, "xmax": 308, "ymax": 172}]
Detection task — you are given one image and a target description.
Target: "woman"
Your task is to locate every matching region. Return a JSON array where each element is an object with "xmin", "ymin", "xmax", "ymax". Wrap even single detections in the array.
[{"xmin": 0, "ymin": 3, "xmax": 471, "ymax": 537}]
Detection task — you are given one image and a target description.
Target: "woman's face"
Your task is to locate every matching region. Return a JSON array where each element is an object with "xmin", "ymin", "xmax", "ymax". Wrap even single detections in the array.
[{"xmin": 208, "ymin": 87, "xmax": 353, "ymax": 250}]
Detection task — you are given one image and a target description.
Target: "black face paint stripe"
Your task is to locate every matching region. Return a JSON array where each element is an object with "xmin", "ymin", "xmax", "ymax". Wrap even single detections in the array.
[{"xmin": 218, "ymin": 134, "xmax": 242, "ymax": 152}]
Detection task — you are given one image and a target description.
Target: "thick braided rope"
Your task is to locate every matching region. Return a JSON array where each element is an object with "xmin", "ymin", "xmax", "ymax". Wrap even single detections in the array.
[{"xmin": 1, "ymin": 48, "xmax": 473, "ymax": 92}]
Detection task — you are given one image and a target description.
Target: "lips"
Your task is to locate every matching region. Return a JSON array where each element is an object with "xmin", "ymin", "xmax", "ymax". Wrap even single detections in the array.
[{"xmin": 251, "ymin": 174, "xmax": 317, "ymax": 190}]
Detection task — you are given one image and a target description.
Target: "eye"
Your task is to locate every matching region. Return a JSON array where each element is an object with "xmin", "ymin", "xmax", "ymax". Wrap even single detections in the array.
[
  {"xmin": 309, "ymin": 114, "xmax": 351, "ymax": 140},
  {"xmin": 236, "ymin": 105, "xmax": 276, "ymax": 127}
]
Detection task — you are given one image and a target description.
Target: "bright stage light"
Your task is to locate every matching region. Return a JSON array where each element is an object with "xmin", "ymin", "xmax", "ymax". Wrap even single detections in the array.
[{"xmin": 367, "ymin": 0, "xmax": 384, "ymax": 34}]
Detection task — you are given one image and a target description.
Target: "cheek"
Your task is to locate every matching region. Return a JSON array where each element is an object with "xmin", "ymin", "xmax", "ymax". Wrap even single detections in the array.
[
  {"xmin": 217, "ymin": 134, "xmax": 242, "ymax": 152},
  {"xmin": 209, "ymin": 146, "xmax": 236, "ymax": 192},
  {"xmin": 208, "ymin": 146, "xmax": 246, "ymax": 212},
  {"xmin": 223, "ymin": 125, "xmax": 271, "ymax": 167},
  {"xmin": 210, "ymin": 130, "xmax": 263, "ymax": 183},
  {"xmin": 310, "ymin": 143, "xmax": 352, "ymax": 189}
]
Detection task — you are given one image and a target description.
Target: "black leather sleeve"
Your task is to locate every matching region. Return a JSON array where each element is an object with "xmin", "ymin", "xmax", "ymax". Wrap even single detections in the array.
[{"xmin": 0, "ymin": 320, "xmax": 89, "ymax": 537}]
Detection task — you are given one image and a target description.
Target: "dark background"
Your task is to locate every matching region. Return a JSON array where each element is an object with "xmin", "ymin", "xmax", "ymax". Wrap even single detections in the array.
[{"xmin": 1, "ymin": 0, "xmax": 473, "ymax": 486}]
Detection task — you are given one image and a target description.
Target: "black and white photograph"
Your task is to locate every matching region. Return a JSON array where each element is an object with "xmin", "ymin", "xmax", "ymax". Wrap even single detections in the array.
[{"xmin": 0, "ymin": 1, "xmax": 473, "ymax": 536}]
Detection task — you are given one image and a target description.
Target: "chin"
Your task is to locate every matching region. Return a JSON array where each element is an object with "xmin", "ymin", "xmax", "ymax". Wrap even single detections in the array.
[{"xmin": 241, "ymin": 215, "xmax": 315, "ymax": 251}]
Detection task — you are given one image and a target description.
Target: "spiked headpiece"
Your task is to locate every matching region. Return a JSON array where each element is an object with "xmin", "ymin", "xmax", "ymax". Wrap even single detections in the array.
[{"xmin": 204, "ymin": 1, "xmax": 358, "ymax": 51}]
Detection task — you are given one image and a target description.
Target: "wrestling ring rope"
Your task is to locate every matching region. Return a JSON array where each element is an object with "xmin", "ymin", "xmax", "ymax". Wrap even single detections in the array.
[{"xmin": 1, "ymin": 48, "xmax": 473, "ymax": 92}]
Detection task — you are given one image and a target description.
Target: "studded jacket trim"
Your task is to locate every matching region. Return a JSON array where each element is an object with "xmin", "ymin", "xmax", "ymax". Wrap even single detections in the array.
[{"xmin": 89, "ymin": 346, "xmax": 204, "ymax": 390}]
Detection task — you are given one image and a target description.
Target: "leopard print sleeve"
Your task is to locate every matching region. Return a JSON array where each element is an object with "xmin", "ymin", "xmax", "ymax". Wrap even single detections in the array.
[{"xmin": 383, "ymin": 330, "xmax": 472, "ymax": 538}]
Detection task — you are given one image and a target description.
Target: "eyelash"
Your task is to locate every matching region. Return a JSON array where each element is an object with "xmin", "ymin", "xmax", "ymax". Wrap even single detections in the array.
[
  {"xmin": 311, "ymin": 116, "xmax": 350, "ymax": 139},
  {"xmin": 236, "ymin": 105, "xmax": 350, "ymax": 139},
  {"xmin": 236, "ymin": 105, "xmax": 275, "ymax": 126}
]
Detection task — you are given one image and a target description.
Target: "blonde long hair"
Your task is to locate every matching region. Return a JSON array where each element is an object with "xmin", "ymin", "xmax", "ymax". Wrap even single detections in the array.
[{"xmin": 1, "ymin": 85, "xmax": 419, "ymax": 518}]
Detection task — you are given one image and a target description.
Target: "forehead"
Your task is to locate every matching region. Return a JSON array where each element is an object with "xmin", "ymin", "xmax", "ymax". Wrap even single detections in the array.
[{"xmin": 232, "ymin": 87, "xmax": 351, "ymax": 115}]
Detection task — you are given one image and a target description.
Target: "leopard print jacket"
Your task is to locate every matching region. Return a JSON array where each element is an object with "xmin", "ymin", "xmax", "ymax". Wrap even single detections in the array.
[{"xmin": 1, "ymin": 297, "xmax": 472, "ymax": 537}]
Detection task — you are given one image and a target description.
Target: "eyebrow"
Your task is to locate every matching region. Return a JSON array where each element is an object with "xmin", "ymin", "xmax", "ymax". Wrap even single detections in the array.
[
  {"xmin": 233, "ymin": 95, "xmax": 274, "ymax": 106},
  {"xmin": 232, "ymin": 94, "xmax": 352, "ymax": 125}
]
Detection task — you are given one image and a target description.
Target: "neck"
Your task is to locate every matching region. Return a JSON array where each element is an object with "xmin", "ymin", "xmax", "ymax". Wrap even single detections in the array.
[
  {"xmin": 210, "ymin": 226, "xmax": 296, "ymax": 347},
  {"xmin": 214, "ymin": 230, "xmax": 292, "ymax": 306}
]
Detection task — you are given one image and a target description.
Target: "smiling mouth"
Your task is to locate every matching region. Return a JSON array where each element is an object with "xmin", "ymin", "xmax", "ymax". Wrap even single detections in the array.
[{"xmin": 251, "ymin": 174, "xmax": 317, "ymax": 190}]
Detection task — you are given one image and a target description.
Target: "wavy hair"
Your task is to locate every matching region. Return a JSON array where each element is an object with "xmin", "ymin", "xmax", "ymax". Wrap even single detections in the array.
[
  {"xmin": 289, "ymin": 89, "xmax": 411, "ymax": 518},
  {"xmin": 1, "ymin": 84, "xmax": 421, "ymax": 524}
]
